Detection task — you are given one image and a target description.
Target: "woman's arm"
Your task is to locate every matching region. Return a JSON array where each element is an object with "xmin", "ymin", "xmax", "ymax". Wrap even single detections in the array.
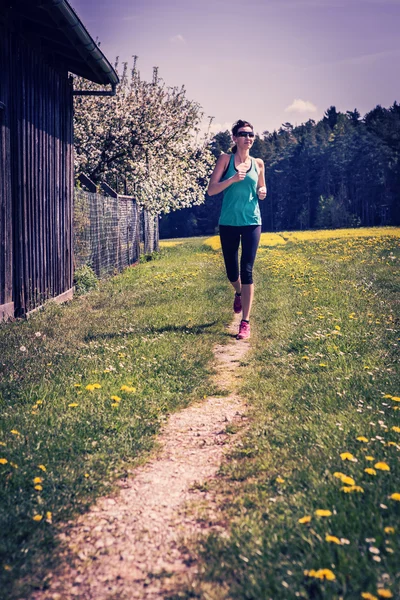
[
  {"xmin": 207, "ymin": 154, "xmax": 245, "ymax": 196},
  {"xmin": 256, "ymin": 158, "xmax": 267, "ymax": 200}
]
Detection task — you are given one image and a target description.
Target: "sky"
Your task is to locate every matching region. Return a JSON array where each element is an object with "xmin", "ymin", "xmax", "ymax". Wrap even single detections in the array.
[{"xmin": 69, "ymin": 0, "xmax": 400, "ymax": 135}]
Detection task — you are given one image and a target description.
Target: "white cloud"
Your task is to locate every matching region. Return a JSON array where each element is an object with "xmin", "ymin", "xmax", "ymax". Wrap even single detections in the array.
[
  {"xmin": 169, "ymin": 34, "xmax": 186, "ymax": 44},
  {"xmin": 196, "ymin": 119, "xmax": 232, "ymax": 140},
  {"xmin": 285, "ymin": 99, "xmax": 317, "ymax": 114},
  {"xmin": 208, "ymin": 121, "xmax": 232, "ymax": 135}
]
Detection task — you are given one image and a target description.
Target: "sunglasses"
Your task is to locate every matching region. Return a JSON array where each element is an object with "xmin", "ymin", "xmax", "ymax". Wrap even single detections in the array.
[{"xmin": 236, "ymin": 131, "xmax": 255, "ymax": 138}]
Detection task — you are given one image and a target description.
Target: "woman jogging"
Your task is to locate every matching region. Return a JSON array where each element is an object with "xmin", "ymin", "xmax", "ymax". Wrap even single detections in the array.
[{"xmin": 207, "ymin": 119, "xmax": 266, "ymax": 340}]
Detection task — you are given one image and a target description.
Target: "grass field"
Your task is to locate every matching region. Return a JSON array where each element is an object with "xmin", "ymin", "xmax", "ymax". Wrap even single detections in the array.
[
  {"xmin": 0, "ymin": 228, "xmax": 399, "ymax": 599},
  {"xmin": 0, "ymin": 239, "xmax": 231, "ymax": 599},
  {"xmin": 186, "ymin": 227, "xmax": 400, "ymax": 600}
]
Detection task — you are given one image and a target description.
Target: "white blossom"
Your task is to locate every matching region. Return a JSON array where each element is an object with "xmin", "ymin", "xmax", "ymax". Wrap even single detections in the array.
[{"xmin": 73, "ymin": 59, "xmax": 215, "ymax": 214}]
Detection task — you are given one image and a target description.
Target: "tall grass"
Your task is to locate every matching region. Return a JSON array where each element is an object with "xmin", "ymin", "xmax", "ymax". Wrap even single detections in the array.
[
  {"xmin": 1, "ymin": 229, "xmax": 399, "ymax": 600},
  {"xmin": 0, "ymin": 239, "xmax": 230, "ymax": 599},
  {"xmin": 184, "ymin": 232, "xmax": 400, "ymax": 600}
]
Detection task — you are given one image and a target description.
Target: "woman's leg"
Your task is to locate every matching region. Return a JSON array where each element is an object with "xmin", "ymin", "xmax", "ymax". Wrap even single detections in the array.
[
  {"xmin": 219, "ymin": 225, "xmax": 242, "ymax": 293},
  {"xmin": 240, "ymin": 225, "xmax": 261, "ymax": 320},
  {"xmin": 241, "ymin": 283, "xmax": 254, "ymax": 321}
]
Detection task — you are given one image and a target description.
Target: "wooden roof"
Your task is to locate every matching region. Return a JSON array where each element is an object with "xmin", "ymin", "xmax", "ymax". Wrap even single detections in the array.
[{"xmin": 0, "ymin": 0, "xmax": 119, "ymax": 86}]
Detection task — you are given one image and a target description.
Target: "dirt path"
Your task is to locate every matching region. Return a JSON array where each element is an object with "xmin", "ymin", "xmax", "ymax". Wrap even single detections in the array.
[{"xmin": 32, "ymin": 314, "xmax": 249, "ymax": 600}]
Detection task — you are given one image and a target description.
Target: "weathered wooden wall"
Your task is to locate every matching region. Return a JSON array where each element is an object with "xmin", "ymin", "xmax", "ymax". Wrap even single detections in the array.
[
  {"xmin": 0, "ymin": 21, "xmax": 74, "ymax": 318},
  {"xmin": 0, "ymin": 24, "xmax": 13, "ymax": 320}
]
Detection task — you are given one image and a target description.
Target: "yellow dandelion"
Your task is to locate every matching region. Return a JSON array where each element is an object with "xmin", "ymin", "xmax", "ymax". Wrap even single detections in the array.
[
  {"xmin": 32, "ymin": 515, "xmax": 43, "ymax": 522},
  {"xmin": 361, "ymin": 593, "xmax": 378, "ymax": 600},
  {"xmin": 342, "ymin": 475, "xmax": 356, "ymax": 485},
  {"xmin": 276, "ymin": 477, "xmax": 285, "ymax": 483},
  {"xmin": 389, "ymin": 493, "xmax": 400, "ymax": 501},
  {"xmin": 68, "ymin": 403, "xmax": 79, "ymax": 408},
  {"xmin": 0, "ymin": 442, "xmax": 6, "ymax": 446},
  {"xmin": 315, "ymin": 509, "xmax": 332, "ymax": 517},
  {"xmin": 365, "ymin": 456, "xmax": 375, "ymax": 461},
  {"xmin": 38, "ymin": 465, "xmax": 47, "ymax": 472},
  {"xmin": 74, "ymin": 384, "xmax": 82, "ymax": 388},
  {"xmin": 111, "ymin": 403, "xmax": 119, "ymax": 408},
  {"xmin": 383, "ymin": 394, "xmax": 393, "ymax": 399},
  {"xmin": 304, "ymin": 568, "xmax": 335, "ymax": 581},
  {"xmin": 0, "ymin": 458, "xmax": 8, "ymax": 465},
  {"xmin": 333, "ymin": 472, "xmax": 355, "ymax": 485},
  {"xmin": 120, "ymin": 385, "xmax": 136, "ymax": 393},
  {"xmin": 356, "ymin": 436, "xmax": 369, "ymax": 442},
  {"xmin": 335, "ymin": 325, "xmax": 341, "ymax": 331},
  {"xmin": 386, "ymin": 442, "xmax": 398, "ymax": 447},
  {"xmin": 111, "ymin": 396, "xmax": 121, "ymax": 402},
  {"xmin": 374, "ymin": 462, "xmax": 390, "ymax": 471},
  {"xmin": 384, "ymin": 527, "xmax": 395, "ymax": 534},
  {"xmin": 341, "ymin": 485, "xmax": 364, "ymax": 493},
  {"xmin": 319, "ymin": 363, "xmax": 328, "ymax": 367},
  {"xmin": 365, "ymin": 468, "xmax": 377, "ymax": 476},
  {"xmin": 46, "ymin": 511, "xmax": 52, "ymax": 523},
  {"xmin": 84, "ymin": 473, "xmax": 89, "ymax": 478},
  {"xmin": 302, "ymin": 356, "xmax": 309, "ymax": 360},
  {"xmin": 33, "ymin": 477, "xmax": 43, "ymax": 484},
  {"xmin": 34, "ymin": 485, "xmax": 43, "ymax": 491},
  {"xmin": 391, "ymin": 396, "xmax": 400, "ymax": 402},
  {"xmin": 3, "ymin": 565, "xmax": 12, "ymax": 572},
  {"xmin": 10, "ymin": 430, "xmax": 21, "ymax": 436},
  {"xmin": 325, "ymin": 535, "xmax": 341, "ymax": 545},
  {"xmin": 92, "ymin": 383, "xmax": 101, "ymax": 389},
  {"xmin": 10, "ymin": 462, "xmax": 18, "ymax": 469},
  {"xmin": 298, "ymin": 515, "xmax": 312, "ymax": 524},
  {"xmin": 85, "ymin": 384, "xmax": 95, "ymax": 391},
  {"xmin": 304, "ymin": 569, "xmax": 320, "ymax": 577},
  {"xmin": 391, "ymin": 426, "xmax": 400, "ymax": 433},
  {"xmin": 377, "ymin": 590, "xmax": 393, "ymax": 598},
  {"xmin": 340, "ymin": 452, "xmax": 357, "ymax": 462}
]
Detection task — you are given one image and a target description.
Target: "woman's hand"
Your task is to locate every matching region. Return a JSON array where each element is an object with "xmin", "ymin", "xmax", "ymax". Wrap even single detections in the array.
[
  {"xmin": 232, "ymin": 168, "xmax": 247, "ymax": 183},
  {"xmin": 257, "ymin": 185, "xmax": 267, "ymax": 200}
]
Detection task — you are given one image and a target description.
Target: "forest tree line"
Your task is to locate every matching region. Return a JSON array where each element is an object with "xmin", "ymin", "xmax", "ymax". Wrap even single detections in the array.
[{"xmin": 160, "ymin": 102, "xmax": 400, "ymax": 238}]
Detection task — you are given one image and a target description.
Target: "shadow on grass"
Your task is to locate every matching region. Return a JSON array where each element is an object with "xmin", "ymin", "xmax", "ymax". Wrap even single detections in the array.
[{"xmin": 84, "ymin": 321, "xmax": 218, "ymax": 341}]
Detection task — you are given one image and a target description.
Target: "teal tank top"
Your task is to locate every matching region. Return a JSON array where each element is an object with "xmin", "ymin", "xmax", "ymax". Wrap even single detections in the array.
[{"xmin": 218, "ymin": 154, "xmax": 261, "ymax": 227}]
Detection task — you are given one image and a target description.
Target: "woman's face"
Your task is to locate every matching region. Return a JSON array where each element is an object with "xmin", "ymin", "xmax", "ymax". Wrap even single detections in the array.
[{"xmin": 233, "ymin": 126, "xmax": 255, "ymax": 149}]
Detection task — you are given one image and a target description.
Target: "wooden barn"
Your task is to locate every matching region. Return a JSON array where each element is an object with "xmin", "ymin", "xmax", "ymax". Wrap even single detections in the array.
[{"xmin": 0, "ymin": 0, "xmax": 118, "ymax": 319}]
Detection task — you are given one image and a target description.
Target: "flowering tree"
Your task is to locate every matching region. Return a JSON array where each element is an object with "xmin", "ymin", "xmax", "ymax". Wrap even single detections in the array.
[{"xmin": 73, "ymin": 59, "xmax": 214, "ymax": 213}]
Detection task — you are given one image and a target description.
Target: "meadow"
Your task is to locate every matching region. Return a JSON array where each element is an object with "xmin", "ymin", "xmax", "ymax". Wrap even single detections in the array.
[
  {"xmin": 0, "ymin": 227, "xmax": 399, "ymax": 599},
  {"xmin": 188, "ymin": 227, "xmax": 400, "ymax": 600},
  {"xmin": 0, "ymin": 239, "xmax": 230, "ymax": 599}
]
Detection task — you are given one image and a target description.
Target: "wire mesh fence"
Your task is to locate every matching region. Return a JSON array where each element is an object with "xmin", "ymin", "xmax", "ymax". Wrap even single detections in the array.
[{"xmin": 74, "ymin": 188, "xmax": 159, "ymax": 279}]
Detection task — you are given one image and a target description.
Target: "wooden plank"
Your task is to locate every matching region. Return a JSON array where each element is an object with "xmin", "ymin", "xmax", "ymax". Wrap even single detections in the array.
[
  {"xmin": 0, "ymin": 301, "xmax": 14, "ymax": 321},
  {"xmin": 25, "ymin": 287, "xmax": 73, "ymax": 318},
  {"xmin": 78, "ymin": 173, "xmax": 97, "ymax": 192},
  {"xmin": 5, "ymin": 27, "xmax": 74, "ymax": 316}
]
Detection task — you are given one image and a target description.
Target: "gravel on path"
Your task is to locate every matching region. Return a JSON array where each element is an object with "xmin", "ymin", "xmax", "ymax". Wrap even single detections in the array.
[{"xmin": 31, "ymin": 314, "xmax": 249, "ymax": 600}]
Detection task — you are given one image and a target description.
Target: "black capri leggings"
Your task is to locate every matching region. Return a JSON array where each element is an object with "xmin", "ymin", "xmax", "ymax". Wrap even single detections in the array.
[{"xmin": 219, "ymin": 225, "xmax": 261, "ymax": 285}]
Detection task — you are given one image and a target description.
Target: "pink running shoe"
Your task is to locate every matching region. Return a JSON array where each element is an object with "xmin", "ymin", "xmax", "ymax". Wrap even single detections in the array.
[
  {"xmin": 233, "ymin": 293, "xmax": 242, "ymax": 314},
  {"xmin": 237, "ymin": 319, "xmax": 250, "ymax": 340}
]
